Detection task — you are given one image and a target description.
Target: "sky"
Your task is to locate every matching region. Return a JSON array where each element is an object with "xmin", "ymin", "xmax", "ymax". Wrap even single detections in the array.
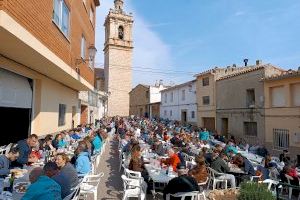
[{"xmin": 95, "ymin": 0, "xmax": 300, "ymax": 87}]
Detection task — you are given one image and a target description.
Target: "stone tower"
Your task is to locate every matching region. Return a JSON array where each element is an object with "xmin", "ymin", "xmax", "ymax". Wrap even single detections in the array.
[{"xmin": 104, "ymin": 0, "xmax": 133, "ymax": 116}]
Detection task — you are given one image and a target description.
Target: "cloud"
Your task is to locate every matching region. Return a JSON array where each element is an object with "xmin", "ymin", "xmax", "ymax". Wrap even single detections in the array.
[{"xmin": 94, "ymin": 0, "xmax": 174, "ymax": 87}]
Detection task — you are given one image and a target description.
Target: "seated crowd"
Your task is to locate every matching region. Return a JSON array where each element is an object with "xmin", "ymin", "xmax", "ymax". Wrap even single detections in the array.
[
  {"xmin": 0, "ymin": 121, "xmax": 111, "ymax": 199},
  {"xmin": 117, "ymin": 117, "xmax": 300, "ymax": 199}
]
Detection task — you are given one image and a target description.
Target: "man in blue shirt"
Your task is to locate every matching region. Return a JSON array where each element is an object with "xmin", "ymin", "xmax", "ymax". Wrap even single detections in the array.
[{"xmin": 22, "ymin": 162, "xmax": 62, "ymax": 200}]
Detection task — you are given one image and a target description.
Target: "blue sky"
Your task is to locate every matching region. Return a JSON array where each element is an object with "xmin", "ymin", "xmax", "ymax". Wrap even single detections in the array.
[{"xmin": 95, "ymin": 0, "xmax": 300, "ymax": 86}]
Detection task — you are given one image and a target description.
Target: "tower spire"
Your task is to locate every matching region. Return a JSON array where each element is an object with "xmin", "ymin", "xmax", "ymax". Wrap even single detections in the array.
[{"xmin": 114, "ymin": 0, "xmax": 124, "ymax": 11}]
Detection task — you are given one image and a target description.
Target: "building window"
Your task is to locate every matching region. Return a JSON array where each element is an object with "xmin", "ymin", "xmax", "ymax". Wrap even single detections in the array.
[
  {"xmin": 164, "ymin": 93, "xmax": 167, "ymax": 103},
  {"xmin": 202, "ymin": 96, "xmax": 210, "ymax": 105},
  {"xmin": 202, "ymin": 77, "xmax": 209, "ymax": 86},
  {"xmin": 273, "ymin": 129, "xmax": 289, "ymax": 149},
  {"xmin": 244, "ymin": 122, "xmax": 257, "ymax": 136},
  {"xmin": 81, "ymin": 35, "xmax": 86, "ymax": 59},
  {"xmin": 53, "ymin": 0, "xmax": 70, "ymax": 37},
  {"xmin": 170, "ymin": 110, "xmax": 172, "ymax": 117},
  {"xmin": 118, "ymin": 26, "xmax": 124, "ymax": 40},
  {"xmin": 191, "ymin": 111, "xmax": 195, "ymax": 119},
  {"xmin": 146, "ymin": 91, "xmax": 149, "ymax": 99},
  {"xmin": 182, "ymin": 90, "xmax": 186, "ymax": 101},
  {"xmin": 58, "ymin": 104, "xmax": 66, "ymax": 126},
  {"xmin": 291, "ymin": 83, "xmax": 300, "ymax": 106},
  {"xmin": 164, "ymin": 110, "xmax": 167, "ymax": 116},
  {"xmin": 170, "ymin": 92, "xmax": 173, "ymax": 102},
  {"xmin": 89, "ymin": 7, "xmax": 94, "ymax": 25},
  {"xmin": 246, "ymin": 89, "xmax": 255, "ymax": 108},
  {"xmin": 271, "ymin": 86, "xmax": 285, "ymax": 107}
]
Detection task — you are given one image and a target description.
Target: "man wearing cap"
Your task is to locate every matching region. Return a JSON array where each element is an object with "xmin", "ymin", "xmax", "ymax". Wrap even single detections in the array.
[{"xmin": 163, "ymin": 163, "xmax": 199, "ymax": 200}]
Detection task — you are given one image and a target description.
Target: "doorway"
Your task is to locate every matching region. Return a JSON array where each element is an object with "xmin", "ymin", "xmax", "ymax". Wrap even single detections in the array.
[
  {"xmin": 221, "ymin": 118, "xmax": 229, "ymax": 137},
  {"xmin": 181, "ymin": 110, "xmax": 187, "ymax": 124},
  {"xmin": 203, "ymin": 117, "xmax": 215, "ymax": 131}
]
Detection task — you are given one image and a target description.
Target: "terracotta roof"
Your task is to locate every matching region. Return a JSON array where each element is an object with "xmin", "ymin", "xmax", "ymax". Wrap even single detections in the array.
[
  {"xmin": 264, "ymin": 70, "xmax": 300, "ymax": 81},
  {"xmin": 161, "ymin": 79, "xmax": 196, "ymax": 92},
  {"xmin": 216, "ymin": 64, "xmax": 285, "ymax": 81},
  {"xmin": 194, "ymin": 68, "xmax": 219, "ymax": 77}
]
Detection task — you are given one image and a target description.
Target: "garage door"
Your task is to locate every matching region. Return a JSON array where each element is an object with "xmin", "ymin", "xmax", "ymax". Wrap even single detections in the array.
[{"xmin": 0, "ymin": 68, "xmax": 33, "ymax": 145}]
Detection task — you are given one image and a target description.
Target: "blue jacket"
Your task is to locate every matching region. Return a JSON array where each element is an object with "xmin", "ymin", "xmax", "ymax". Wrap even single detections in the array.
[
  {"xmin": 21, "ymin": 175, "xmax": 62, "ymax": 200},
  {"xmin": 199, "ymin": 131, "xmax": 209, "ymax": 141},
  {"xmin": 16, "ymin": 139, "xmax": 31, "ymax": 165},
  {"xmin": 58, "ymin": 140, "xmax": 67, "ymax": 149},
  {"xmin": 92, "ymin": 135, "xmax": 102, "ymax": 152},
  {"xmin": 0, "ymin": 155, "xmax": 10, "ymax": 176},
  {"xmin": 75, "ymin": 152, "xmax": 91, "ymax": 175}
]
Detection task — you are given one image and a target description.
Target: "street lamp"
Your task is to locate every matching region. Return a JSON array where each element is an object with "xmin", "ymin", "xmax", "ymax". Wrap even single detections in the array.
[{"xmin": 76, "ymin": 45, "xmax": 97, "ymax": 67}]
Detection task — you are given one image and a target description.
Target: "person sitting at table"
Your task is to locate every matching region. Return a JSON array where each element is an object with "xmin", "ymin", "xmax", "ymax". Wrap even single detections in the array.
[
  {"xmin": 225, "ymin": 140, "xmax": 238, "ymax": 155},
  {"xmin": 12, "ymin": 134, "xmax": 39, "ymax": 168},
  {"xmin": 210, "ymin": 149, "xmax": 236, "ymax": 188},
  {"xmin": 70, "ymin": 129, "xmax": 81, "ymax": 140},
  {"xmin": 152, "ymin": 139, "xmax": 165, "ymax": 156},
  {"xmin": 163, "ymin": 163, "xmax": 200, "ymax": 200},
  {"xmin": 232, "ymin": 154, "xmax": 255, "ymax": 181},
  {"xmin": 188, "ymin": 155, "xmax": 208, "ymax": 183},
  {"xmin": 256, "ymin": 145, "xmax": 269, "ymax": 158},
  {"xmin": 256, "ymin": 155, "xmax": 276, "ymax": 180},
  {"xmin": 0, "ymin": 148, "xmax": 20, "ymax": 177},
  {"xmin": 91, "ymin": 131, "xmax": 103, "ymax": 154},
  {"xmin": 52, "ymin": 133, "xmax": 63, "ymax": 149},
  {"xmin": 199, "ymin": 128, "xmax": 210, "ymax": 141},
  {"xmin": 163, "ymin": 131, "xmax": 170, "ymax": 142},
  {"xmin": 41, "ymin": 135, "xmax": 55, "ymax": 151},
  {"xmin": 128, "ymin": 145, "xmax": 148, "ymax": 180},
  {"xmin": 161, "ymin": 148, "xmax": 181, "ymax": 172},
  {"xmin": 54, "ymin": 153, "xmax": 78, "ymax": 198},
  {"xmin": 170, "ymin": 133, "xmax": 183, "ymax": 147},
  {"xmin": 22, "ymin": 162, "xmax": 62, "ymax": 200},
  {"xmin": 280, "ymin": 165, "xmax": 300, "ymax": 196},
  {"xmin": 29, "ymin": 167, "xmax": 43, "ymax": 183},
  {"xmin": 60, "ymin": 132, "xmax": 69, "ymax": 147},
  {"xmin": 279, "ymin": 149, "xmax": 291, "ymax": 164},
  {"xmin": 75, "ymin": 145, "xmax": 91, "ymax": 175}
]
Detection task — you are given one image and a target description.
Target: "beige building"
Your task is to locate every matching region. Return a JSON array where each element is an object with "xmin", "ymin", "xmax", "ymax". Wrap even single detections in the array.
[
  {"xmin": 216, "ymin": 64, "xmax": 284, "ymax": 144},
  {"xmin": 0, "ymin": 0, "xmax": 100, "ymax": 144},
  {"xmin": 264, "ymin": 69, "xmax": 300, "ymax": 158},
  {"xmin": 129, "ymin": 84, "xmax": 150, "ymax": 117},
  {"xmin": 130, "ymin": 82, "xmax": 167, "ymax": 118},
  {"xmin": 195, "ymin": 66, "xmax": 247, "ymax": 131},
  {"xmin": 104, "ymin": 0, "xmax": 133, "ymax": 117}
]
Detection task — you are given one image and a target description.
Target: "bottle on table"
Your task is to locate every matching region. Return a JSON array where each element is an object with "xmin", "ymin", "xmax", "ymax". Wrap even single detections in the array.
[{"xmin": 4, "ymin": 172, "xmax": 15, "ymax": 193}]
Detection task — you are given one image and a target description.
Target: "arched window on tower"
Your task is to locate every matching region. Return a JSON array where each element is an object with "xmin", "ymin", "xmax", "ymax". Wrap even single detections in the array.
[{"xmin": 118, "ymin": 26, "xmax": 124, "ymax": 40}]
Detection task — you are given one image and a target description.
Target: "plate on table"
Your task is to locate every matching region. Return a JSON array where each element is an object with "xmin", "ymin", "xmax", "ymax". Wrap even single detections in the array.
[
  {"xmin": 13, "ymin": 182, "xmax": 30, "ymax": 193},
  {"xmin": 10, "ymin": 169, "xmax": 28, "ymax": 178}
]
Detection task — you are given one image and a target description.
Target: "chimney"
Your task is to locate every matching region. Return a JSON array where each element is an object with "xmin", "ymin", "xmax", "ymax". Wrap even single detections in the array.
[
  {"xmin": 256, "ymin": 60, "xmax": 262, "ymax": 66},
  {"xmin": 232, "ymin": 64, "xmax": 237, "ymax": 68},
  {"xmin": 243, "ymin": 59, "xmax": 249, "ymax": 66}
]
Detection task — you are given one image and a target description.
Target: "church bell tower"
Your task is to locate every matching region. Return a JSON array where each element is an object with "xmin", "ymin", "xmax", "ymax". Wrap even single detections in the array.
[{"xmin": 104, "ymin": 0, "xmax": 133, "ymax": 116}]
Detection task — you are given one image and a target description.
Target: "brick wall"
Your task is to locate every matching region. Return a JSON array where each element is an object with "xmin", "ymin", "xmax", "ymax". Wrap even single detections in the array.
[{"xmin": 2, "ymin": 0, "xmax": 97, "ymax": 85}]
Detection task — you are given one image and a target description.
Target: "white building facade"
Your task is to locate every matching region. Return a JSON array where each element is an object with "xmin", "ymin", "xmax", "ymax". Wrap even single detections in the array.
[{"xmin": 160, "ymin": 80, "xmax": 197, "ymax": 124}]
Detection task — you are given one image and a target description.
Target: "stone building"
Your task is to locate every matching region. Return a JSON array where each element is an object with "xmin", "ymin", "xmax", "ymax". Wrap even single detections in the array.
[
  {"xmin": 195, "ymin": 66, "xmax": 248, "ymax": 131},
  {"xmin": 104, "ymin": 0, "xmax": 133, "ymax": 117},
  {"xmin": 130, "ymin": 82, "xmax": 167, "ymax": 118},
  {"xmin": 216, "ymin": 64, "xmax": 284, "ymax": 144},
  {"xmin": 160, "ymin": 80, "xmax": 197, "ymax": 124},
  {"xmin": 264, "ymin": 69, "xmax": 300, "ymax": 158},
  {"xmin": 0, "ymin": 0, "xmax": 100, "ymax": 144}
]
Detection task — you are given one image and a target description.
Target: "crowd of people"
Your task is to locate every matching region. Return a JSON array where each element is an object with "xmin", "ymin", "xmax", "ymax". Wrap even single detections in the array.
[
  {"xmin": 0, "ymin": 116, "xmax": 299, "ymax": 199},
  {"xmin": 0, "ymin": 122, "xmax": 111, "ymax": 199},
  {"xmin": 116, "ymin": 117, "xmax": 300, "ymax": 199}
]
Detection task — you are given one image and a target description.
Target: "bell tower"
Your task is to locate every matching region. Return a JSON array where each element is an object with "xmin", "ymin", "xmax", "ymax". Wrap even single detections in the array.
[{"xmin": 104, "ymin": 0, "xmax": 133, "ymax": 117}]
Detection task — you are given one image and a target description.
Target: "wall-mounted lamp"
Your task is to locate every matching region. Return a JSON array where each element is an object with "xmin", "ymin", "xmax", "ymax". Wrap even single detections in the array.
[{"xmin": 76, "ymin": 45, "xmax": 97, "ymax": 67}]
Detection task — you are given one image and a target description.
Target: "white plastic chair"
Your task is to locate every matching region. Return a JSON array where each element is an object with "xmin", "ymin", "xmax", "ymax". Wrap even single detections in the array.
[
  {"xmin": 198, "ymin": 177, "xmax": 208, "ymax": 200},
  {"xmin": 207, "ymin": 167, "xmax": 228, "ymax": 190},
  {"xmin": 121, "ymin": 175, "xmax": 146, "ymax": 200},
  {"xmin": 250, "ymin": 175, "xmax": 262, "ymax": 182},
  {"xmin": 79, "ymin": 172, "xmax": 104, "ymax": 200},
  {"xmin": 63, "ymin": 184, "xmax": 81, "ymax": 200},
  {"xmin": 166, "ymin": 191, "xmax": 199, "ymax": 200},
  {"xmin": 284, "ymin": 174, "xmax": 300, "ymax": 200},
  {"xmin": 262, "ymin": 179, "xmax": 280, "ymax": 196}
]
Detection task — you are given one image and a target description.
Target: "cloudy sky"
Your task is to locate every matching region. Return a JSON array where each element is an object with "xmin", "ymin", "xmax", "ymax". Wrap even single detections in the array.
[{"xmin": 95, "ymin": 0, "xmax": 300, "ymax": 87}]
